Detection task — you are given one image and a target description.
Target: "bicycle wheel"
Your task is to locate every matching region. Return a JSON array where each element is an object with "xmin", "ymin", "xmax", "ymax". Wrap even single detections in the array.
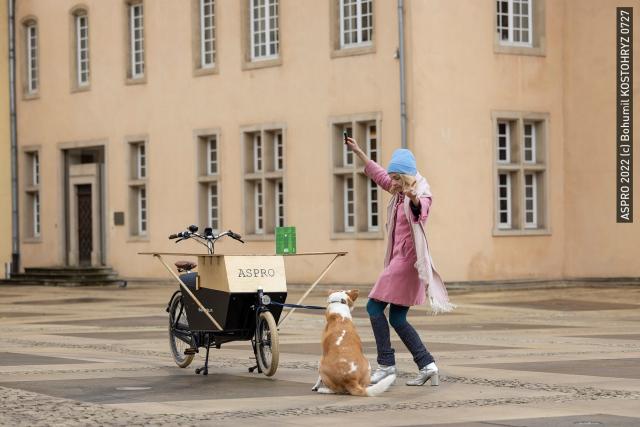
[
  {"xmin": 168, "ymin": 294, "xmax": 195, "ymax": 368},
  {"xmin": 255, "ymin": 311, "xmax": 279, "ymax": 377}
]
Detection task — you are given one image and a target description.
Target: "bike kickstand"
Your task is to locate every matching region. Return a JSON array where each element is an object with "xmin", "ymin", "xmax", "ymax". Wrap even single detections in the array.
[{"xmin": 196, "ymin": 338, "xmax": 212, "ymax": 376}]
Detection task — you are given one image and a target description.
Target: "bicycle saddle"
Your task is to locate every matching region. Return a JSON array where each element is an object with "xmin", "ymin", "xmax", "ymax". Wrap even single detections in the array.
[{"xmin": 175, "ymin": 261, "xmax": 197, "ymax": 272}]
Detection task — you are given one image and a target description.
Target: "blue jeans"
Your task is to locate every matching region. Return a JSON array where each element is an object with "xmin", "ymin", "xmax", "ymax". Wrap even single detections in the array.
[{"xmin": 367, "ymin": 299, "xmax": 434, "ymax": 368}]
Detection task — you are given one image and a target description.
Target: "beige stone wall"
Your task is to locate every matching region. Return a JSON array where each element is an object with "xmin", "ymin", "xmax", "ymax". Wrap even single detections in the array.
[
  {"xmin": 0, "ymin": 0, "xmax": 11, "ymax": 272},
  {"xmin": 14, "ymin": 0, "xmax": 640, "ymax": 285},
  {"xmin": 562, "ymin": 0, "xmax": 640, "ymax": 278}
]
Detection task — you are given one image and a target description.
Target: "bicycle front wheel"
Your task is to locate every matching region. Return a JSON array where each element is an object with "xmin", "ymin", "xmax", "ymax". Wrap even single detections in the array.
[
  {"xmin": 255, "ymin": 311, "xmax": 279, "ymax": 377},
  {"xmin": 168, "ymin": 294, "xmax": 195, "ymax": 368}
]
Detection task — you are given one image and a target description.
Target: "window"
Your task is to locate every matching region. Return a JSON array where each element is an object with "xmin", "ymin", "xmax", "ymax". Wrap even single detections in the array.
[
  {"xmin": 497, "ymin": 173, "xmax": 512, "ymax": 229},
  {"xmin": 250, "ymin": 0, "xmax": 279, "ymax": 61},
  {"xmin": 274, "ymin": 132, "xmax": 283, "ymax": 171},
  {"xmin": 275, "ymin": 179, "xmax": 284, "ymax": 228},
  {"xmin": 344, "ymin": 176, "xmax": 355, "ymax": 232},
  {"xmin": 24, "ymin": 150, "xmax": 41, "ymax": 239},
  {"xmin": 138, "ymin": 187, "xmax": 147, "ymax": 234},
  {"xmin": 243, "ymin": 127, "xmax": 285, "ymax": 236},
  {"xmin": 197, "ymin": 132, "xmax": 221, "ymax": 233},
  {"xmin": 340, "ymin": 0, "xmax": 373, "ymax": 48},
  {"xmin": 128, "ymin": 140, "xmax": 148, "ymax": 236},
  {"xmin": 24, "ymin": 20, "xmax": 38, "ymax": 94},
  {"xmin": 495, "ymin": 0, "xmax": 545, "ymax": 55},
  {"xmin": 128, "ymin": 2, "xmax": 145, "ymax": 79},
  {"xmin": 208, "ymin": 183, "xmax": 219, "ymax": 232},
  {"xmin": 74, "ymin": 11, "xmax": 90, "ymax": 87},
  {"xmin": 136, "ymin": 143, "xmax": 146, "ymax": 179},
  {"xmin": 331, "ymin": 115, "xmax": 381, "ymax": 236},
  {"xmin": 493, "ymin": 113, "xmax": 548, "ymax": 233},
  {"xmin": 496, "ymin": 0, "xmax": 531, "ymax": 46},
  {"xmin": 254, "ymin": 134, "xmax": 263, "ymax": 172},
  {"xmin": 200, "ymin": 0, "xmax": 216, "ymax": 68}
]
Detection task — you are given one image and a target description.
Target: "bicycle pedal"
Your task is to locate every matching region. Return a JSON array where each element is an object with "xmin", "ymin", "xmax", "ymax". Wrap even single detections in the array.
[{"xmin": 184, "ymin": 348, "xmax": 198, "ymax": 355}]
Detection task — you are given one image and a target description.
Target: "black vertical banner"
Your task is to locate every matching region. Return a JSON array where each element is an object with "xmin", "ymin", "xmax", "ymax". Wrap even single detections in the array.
[{"xmin": 617, "ymin": 7, "xmax": 633, "ymax": 223}]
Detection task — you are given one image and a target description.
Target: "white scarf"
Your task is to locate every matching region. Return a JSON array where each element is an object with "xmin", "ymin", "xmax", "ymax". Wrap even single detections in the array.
[{"xmin": 383, "ymin": 172, "xmax": 455, "ymax": 314}]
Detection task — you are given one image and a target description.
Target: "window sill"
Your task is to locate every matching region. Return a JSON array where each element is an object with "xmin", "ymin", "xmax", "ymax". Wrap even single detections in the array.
[
  {"xmin": 492, "ymin": 228, "xmax": 551, "ymax": 237},
  {"xmin": 22, "ymin": 92, "xmax": 40, "ymax": 101},
  {"xmin": 125, "ymin": 76, "xmax": 147, "ymax": 86},
  {"xmin": 331, "ymin": 231, "xmax": 384, "ymax": 240},
  {"xmin": 25, "ymin": 185, "xmax": 40, "ymax": 192},
  {"xmin": 198, "ymin": 175, "xmax": 220, "ymax": 183},
  {"xmin": 128, "ymin": 179, "xmax": 146, "ymax": 187},
  {"xmin": 494, "ymin": 42, "xmax": 546, "ymax": 57},
  {"xmin": 242, "ymin": 57, "xmax": 282, "ymax": 71},
  {"xmin": 71, "ymin": 84, "xmax": 91, "ymax": 94},
  {"xmin": 23, "ymin": 237, "xmax": 43, "ymax": 244},
  {"xmin": 243, "ymin": 234, "xmax": 275, "ymax": 242},
  {"xmin": 331, "ymin": 44, "xmax": 376, "ymax": 59},
  {"xmin": 127, "ymin": 235, "xmax": 150, "ymax": 243},
  {"xmin": 193, "ymin": 66, "xmax": 219, "ymax": 77}
]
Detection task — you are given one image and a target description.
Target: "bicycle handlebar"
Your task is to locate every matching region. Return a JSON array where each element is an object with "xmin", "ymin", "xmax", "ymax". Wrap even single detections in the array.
[{"xmin": 168, "ymin": 228, "xmax": 244, "ymax": 244}]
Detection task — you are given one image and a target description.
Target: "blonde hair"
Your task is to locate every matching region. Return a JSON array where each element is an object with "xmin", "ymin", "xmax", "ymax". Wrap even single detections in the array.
[{"xmin": 390, "ymin": 173, "xmax": 416, "ymax": 194}]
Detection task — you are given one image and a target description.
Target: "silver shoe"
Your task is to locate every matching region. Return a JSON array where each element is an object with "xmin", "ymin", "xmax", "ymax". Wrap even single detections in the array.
[
  {"xmin": 370, "ymin": 364, "xmax": 397, "ymax": 384},
  {"xmin": 406, "ymin": 362, "xmax": 439, "ymax": 386}
]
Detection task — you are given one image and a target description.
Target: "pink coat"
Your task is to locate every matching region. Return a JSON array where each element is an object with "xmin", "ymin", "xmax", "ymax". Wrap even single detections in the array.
[{"xmin": 365, "ymin": 160, "xmax": 432, "ymax": 307}]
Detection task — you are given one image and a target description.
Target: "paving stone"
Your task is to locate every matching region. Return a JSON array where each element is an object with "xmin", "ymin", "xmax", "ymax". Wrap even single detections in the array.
[
  {"xmin": 482, "ymin": 299, "xmax": 640, "ymax": 311},
  {"xmin": 50, "ymin": 331, "xmax": 167, "ymax": 341},
  {"xmin": 13, "ymin": 297, "xmax": 118, "ymax": 305},
  {"xmin": 417, "ymin": 323, "xmax": 573, "ymax": 331},
  {"xmin": 0, "ymin": 352, "xmax": 95, "ymax": 366},
  {"xmin": 469, "ymin": 358, "xmax": 640, "ymax": 379},
  {"xmin": 45, "ymin": 316, "xmax": 168, "ymax": 327},
  {"xmin": 417, "ymin": 414, "xmax": 640, "ymax": 427},
  {"xmin": 0, "ymin": 374, "xmax": 310, "ymax": 404},
  {"xmin": 226, "ymin": 341, "xmax": 518, "ymax": 355},
  {"xmin": 568, "ymin": 334, "xmax": 640, "ymax": 341},
  {"xmin": 0, "ymin": 312, "xmax": 63, "ymax": 318}
]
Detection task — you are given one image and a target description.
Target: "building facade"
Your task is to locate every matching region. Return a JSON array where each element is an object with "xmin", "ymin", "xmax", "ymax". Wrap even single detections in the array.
[
  {"xmin": 14, "ymin": 0, "xmax": 640, "ymax": 285},
  {"xmin": 1, "ymin": 0, "xmax": 11, "ymax": 277}
]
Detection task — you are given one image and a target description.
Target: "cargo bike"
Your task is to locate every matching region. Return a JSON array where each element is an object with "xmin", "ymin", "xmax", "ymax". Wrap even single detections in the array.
[{"xmin": 140, "ymin": 225, "xmax": 345, "ymax": 377}]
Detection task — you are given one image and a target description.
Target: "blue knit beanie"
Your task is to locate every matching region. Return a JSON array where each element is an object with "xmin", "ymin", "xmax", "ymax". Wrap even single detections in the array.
[{"xmin": 387, "ymin": 149, "xmax": 417, "ymax": 175}]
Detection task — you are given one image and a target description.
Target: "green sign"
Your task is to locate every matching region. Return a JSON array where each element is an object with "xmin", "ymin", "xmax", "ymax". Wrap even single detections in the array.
[{"xmin": 276, "ymin": 226, "xmax": 296, "ymax": 255}]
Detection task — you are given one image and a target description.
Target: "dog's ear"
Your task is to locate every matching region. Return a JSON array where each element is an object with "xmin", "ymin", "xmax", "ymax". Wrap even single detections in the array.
[{"xmin": 346, "ymin": 289, "xmax": 359, "ymax": 302}]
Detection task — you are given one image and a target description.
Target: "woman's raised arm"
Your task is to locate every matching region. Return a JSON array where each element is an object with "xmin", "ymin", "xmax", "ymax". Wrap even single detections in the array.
[{"xmin": 345, "ymin": 137, "xmax": 392, "ymax": 192}]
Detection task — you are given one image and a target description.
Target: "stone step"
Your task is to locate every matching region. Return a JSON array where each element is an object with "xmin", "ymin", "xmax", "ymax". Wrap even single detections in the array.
[{"xmin": 1, "ymin": 266, "xmax": 126, "ymax": 287}]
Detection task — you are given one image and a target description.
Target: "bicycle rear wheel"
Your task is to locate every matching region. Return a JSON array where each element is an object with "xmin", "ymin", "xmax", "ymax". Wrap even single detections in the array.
[
  {"xmin": 168, "ymin": 294, "xmax": 195, "ymax": 368},
  {"xmin": 255, "ymin": 311, "xmax": 279, "ymax": 377}
]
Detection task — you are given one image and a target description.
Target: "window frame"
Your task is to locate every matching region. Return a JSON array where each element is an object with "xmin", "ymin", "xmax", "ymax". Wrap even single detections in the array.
[
  {"xmin": 207, "ymin": 182, "xmax": 219, "ymax": 234},
  {"xmin": 24, "ymin": 20, "xmax": 39, "ymax": 96},
  {"xmin": 250, "ymin": 0, "xmax": 280, "ymax": 62},
  {"xmin": 523, "ymin": 172, "xmax": 538, "ymax": 228},
  {"xmin": 23, "ymin": 148, "xmax": 42, "ymax": 242},
  {"xmin": 339, "ymin": 0, "xmax": 374, "ymax": 49},
  {"xmin": 494, "ymin": 0, "xmax": 546, "ymax": 56},
  {"xmin": 241, "ymin": 125, "xmax": 286, "ymax": 239},
  {"xmin": 127, "ymin": 1, "xmax": 145, "ymax": 82},
  {"xmin": 195, "ymin": 129, "xmax": 222, "ymax": 233},
  {"xmin": 127, "ymin": 137, "xmax": 149, "ymax": 239},
  {"xmin": 492, "ymin": 112, "xmax": 549, "ymax": 236},
  {"xmin": 76, "ymin": 13, "xmax": 90, "ymax": 87},
  {"xmin": 200, "ymin": 0, "xmax": 216, "ymax": 69},
  {"xmin": 330, "ymin": 113, "xmax": 383, "ymax": 239}
]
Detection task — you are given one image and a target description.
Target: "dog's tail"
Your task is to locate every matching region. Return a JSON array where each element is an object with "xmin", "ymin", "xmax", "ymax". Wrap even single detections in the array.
[{"xmin": 365, "ymin": 374, "xmax": 396, "ymax": 397}]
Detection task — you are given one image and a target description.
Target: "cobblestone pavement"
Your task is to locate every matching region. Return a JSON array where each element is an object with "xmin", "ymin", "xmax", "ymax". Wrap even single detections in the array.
[{"xmin": 0, "ymin": 283, "xmax": 639, "ymax": 426}]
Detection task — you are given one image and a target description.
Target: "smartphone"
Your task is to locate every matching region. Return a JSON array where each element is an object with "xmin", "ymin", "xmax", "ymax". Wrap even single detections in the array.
[{"xmin": 343, "ymin": 131, "xmax": 348, "ymax": 144}]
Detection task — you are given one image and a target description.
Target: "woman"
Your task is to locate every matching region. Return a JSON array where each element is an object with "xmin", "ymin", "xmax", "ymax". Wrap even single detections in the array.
[{"xmin": 345, "ymin": 137, "xmax": 454, "ymax": 386}]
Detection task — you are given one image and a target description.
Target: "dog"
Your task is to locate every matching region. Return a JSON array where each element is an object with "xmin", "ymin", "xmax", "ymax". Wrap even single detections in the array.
[{"xmin": 312, "ymin": 289, "xmax": 396, "ymax": 396}]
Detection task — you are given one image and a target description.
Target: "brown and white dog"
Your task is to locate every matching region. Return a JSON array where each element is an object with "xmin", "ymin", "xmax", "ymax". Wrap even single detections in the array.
[{"xmin": 312, "ymin": 289, "xmax": 396, "ymax": 396}]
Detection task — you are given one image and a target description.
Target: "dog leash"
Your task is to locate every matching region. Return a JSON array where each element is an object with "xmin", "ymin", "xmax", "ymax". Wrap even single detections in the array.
[{"xmin": 268, "ymin": 301, "xmax": 325, "ymax": 310}]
